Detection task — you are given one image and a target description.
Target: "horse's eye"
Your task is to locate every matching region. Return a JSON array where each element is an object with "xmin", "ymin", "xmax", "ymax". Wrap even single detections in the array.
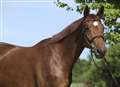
[{"xmin": 86, "ymin": 28, "xmax": 89, "ymax": 30}]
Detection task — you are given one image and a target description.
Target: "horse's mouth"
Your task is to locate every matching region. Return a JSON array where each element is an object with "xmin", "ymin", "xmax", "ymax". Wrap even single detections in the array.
[
  {"xmin": 93, "ymin": 49, "xmax": 106, "ymax": 59},
  {"xmin": 94, "ymin": 51, "xmax": 104, "ymax": 58}
]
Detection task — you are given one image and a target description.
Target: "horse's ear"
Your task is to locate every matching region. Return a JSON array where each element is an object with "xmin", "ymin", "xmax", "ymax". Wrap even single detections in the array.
[
  {"xmin": 84, "ymin": 5, "xmax": 90, "ymax": 17},
  {"xmin": 97, "ymin": 6, "xmax": 104, "ymax": 19}
]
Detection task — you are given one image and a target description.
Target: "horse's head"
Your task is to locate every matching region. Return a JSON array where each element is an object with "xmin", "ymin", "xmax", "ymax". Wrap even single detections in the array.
[{"xmin": 81, "ymin": 6, "xmax": 106, "ymax": 58}]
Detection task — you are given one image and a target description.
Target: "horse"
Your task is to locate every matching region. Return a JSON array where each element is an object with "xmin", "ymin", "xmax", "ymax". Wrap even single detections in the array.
[{"xmin": 0, "ymin": 6, "xmax": 106, "ymax": 87}]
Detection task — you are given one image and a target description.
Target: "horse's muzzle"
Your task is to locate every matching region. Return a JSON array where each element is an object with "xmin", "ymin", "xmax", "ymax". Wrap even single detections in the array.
[{"xmin": 94, "ymin": 48, "xmax": 106, "ymax": 58}]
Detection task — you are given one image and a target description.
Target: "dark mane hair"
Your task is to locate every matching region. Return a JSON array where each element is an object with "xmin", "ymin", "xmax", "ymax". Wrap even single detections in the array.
[{"xmin": 50, "ymin": 18, "xmax": 83, "ymax": 42}]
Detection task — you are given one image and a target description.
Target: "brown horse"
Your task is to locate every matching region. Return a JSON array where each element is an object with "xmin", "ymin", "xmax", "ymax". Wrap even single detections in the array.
[{"xmin": 0, "ymin": 6, "xmax": 106, "ymax": 87}]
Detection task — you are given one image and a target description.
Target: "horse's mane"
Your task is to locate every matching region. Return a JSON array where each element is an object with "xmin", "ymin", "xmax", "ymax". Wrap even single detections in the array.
[
  {"xmin": 50, "ymin": 18, "xmax": 83, "ymax": 42},
  {"xmin": 0, "ymin": 42, "xmax": 15, "ymax": 47}
]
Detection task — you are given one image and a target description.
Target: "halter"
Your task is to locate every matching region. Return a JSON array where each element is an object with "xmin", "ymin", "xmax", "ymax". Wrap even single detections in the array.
[
  {"xmin": 81, "ymin": 28, "xmax": 104, "ymax": 48},
  {"xmin": 86, "ymin": 35, "xmax": 104, "ymax": 44},
  {"xmin": 80, "ymin": 19, "xmax": 104, "ymax": 47}
]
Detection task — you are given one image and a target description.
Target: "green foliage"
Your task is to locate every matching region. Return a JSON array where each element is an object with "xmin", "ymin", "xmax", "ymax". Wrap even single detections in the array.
[
  {"xmin": 55, "ymin": 2, "xmax": 73, "ymax": 11},
  {"xmin": 106, "ymin": 43, "xmax": 120, "ymax": 77},
  {"xmin": 56, "ymin": 2, "xmax": 68, "ymax": 8},
  {"xmin": 72, "ymin": 59, "xmax": 107, "ymax": 87},
  {"xmin": 72, "ymin": 59, "xmax": 89, "ymax": 82},
  {"xmin": 105, "ymin": 32, "xmax": 120, "ymax": 45},
  {"xmin": 76, "ymin": 0, "xmax": 120, "ymax": 9}
]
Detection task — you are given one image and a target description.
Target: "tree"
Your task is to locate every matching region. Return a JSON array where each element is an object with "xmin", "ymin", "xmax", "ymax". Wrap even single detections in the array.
[
  {"xmin": 72, "ymin": 59, "xmax": 107, "ymax": 87},
  {"xmin": 105, "ymin": 43, "xmax": 120, "ymax": 82}
]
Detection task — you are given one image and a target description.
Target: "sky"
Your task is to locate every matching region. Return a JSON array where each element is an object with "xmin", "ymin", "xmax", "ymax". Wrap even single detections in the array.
[{"xmin": 0, "ymin": 0, "xmax": 90, "ymax": 58}]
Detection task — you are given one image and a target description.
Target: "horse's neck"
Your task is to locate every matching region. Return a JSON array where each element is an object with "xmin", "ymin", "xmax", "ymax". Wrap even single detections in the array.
[
  {"xmin": 52, "ymin": 29, "xmax": 85, "ymax": 72},
  {"xmin": 35, "ymin": 19, "xmax": 85, "ymax": 73}
]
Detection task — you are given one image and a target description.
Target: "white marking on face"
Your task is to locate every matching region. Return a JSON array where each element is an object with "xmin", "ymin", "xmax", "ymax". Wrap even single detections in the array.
[{"xmin": 93, "ymin": 21, "xmax": 98, "ymax": 26}]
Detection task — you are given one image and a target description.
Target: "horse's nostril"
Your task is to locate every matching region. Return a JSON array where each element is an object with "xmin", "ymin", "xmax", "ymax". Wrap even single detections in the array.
[
  {"xmin": 95, "ymin": 48, "xmax": 106, "ymax": 58},
  {"xmin": 97, "ymin": 48, "xmax": 106, "ymax": 55},
  {"xmin": 97, "ymin": 49, "xmax": 102, "ymax": 54}
]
